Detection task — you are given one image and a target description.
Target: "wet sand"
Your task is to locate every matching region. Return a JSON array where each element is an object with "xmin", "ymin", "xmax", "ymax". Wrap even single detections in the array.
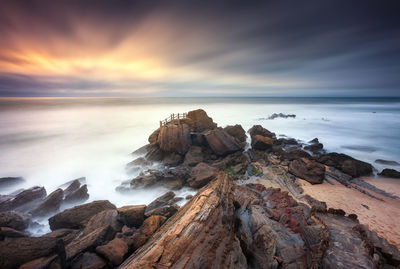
[{"xmin": 301, "ymin": 177, "xmax": 400, "ymax": 249}]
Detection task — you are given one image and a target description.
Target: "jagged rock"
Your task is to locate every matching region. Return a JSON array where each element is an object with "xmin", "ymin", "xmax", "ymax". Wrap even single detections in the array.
[
  {"xmin": 157, "ymin": 124, "xmax": 191, "ymax": 154},
  {"xmin": 0, "ymin": 186, "xmax": 46, "ymax": 212},
  {"xmin": 63, "ymin": 180, "xmax": 81, "ymax": 196},
  {"xmin": 148, "ymin": 128, "xmax": 160, "ymax": 144},
  {"xmin": 187, "ymin": 162, "xmax": 218, "ymax": 188},
  {"xmin": 64, "ymin": 184, "xmax": 89, "ymax": 204},
  {"xmin": 251, "ymin": 134, "xmax": 274, "ymax": 150},
  {"xmin": 145, "ymin": 191, "xmax": 175, "ymax": 214},
  {"xmin": 70, "ymin": 252, "xmax": 107, "ymax": 269},
  {"xmin": 59, "ymin": 177, "xmax": 86, "ymax": 189},
  {"xmin": 318, "ymin": 153, "xmax": 373, "ymax": 178},
  {"xmin": 83, "ymin": 209, "xmax": 122, "ymax": 237},
  {"xmin": 378, "ymin": 168, "xmax": 400, "ymax": 178},
  {"xmin": 187, "ymin": 109, "xmax": 217, "ymax": 132},
  {"xmin": 204, "ymin": 128, "xmax": 242, "ymax": 156},
  {"xmin": 144, "ymin": 144, "xmax": 164, "ymax": 162},
  {"xmin": 43, "ymin": 228, "xmax": 80, "ymax": 245},
  {"xmin": 248, "ymin": 125, "xmax": 275, "ymax": 138},
  {"xmin": 0, "ymin": 177, "xmax": 24, "ymax": 189},
  {"xmin": 19, "ymin": 254, "xmax": 61, "ymax": 269},
  {"xmin": 144, "ymin": 205, "xmax": 178, "ymax": 218},
  {"xmin": 0, "ymin": 226, "xmax": 28, "ymax": 238},
  {"xmin": 96, "ymin": 237, "xmax": 128, "ymax": 266},
  {"xmin": 49, "ymin": 200, "xmax": 116, "ymax": 230},
  {"xmin": 30, "ymin": 188, "xmax": 64, "ymax": 216},
  {"xmin": 162, "ymin": 152, "xmax": 183, "ymax": 166},
  {"xmin": 183, "ymin": 146, "xmax": 204, "ymax": 166},
  {"xmin": 282, "ymin": 148, "xmax": 312, "ymax": 161},
  {"xmin": 140, "ymin": 215, "xmax": 167, "ymax": 237},
  {"xmin": 131, "ymin": 144, "xmax": 151, "ymax": 156},
  {"xmin": 0, "ymin": 211, "xmax": 30, "ymax": 230},
  {"xmin": 304, "ymin": 139, "xmax": 324, "ymax": 154},
  {"xmin": 289, "ymin": 157, "xmax": 325, "ymax": 184},
  {"xmin": 0, "ymin": 236, "xmax": 65, "ymax": 269},
  {"xmin": 117, "ymin": 205, "xmax": 146, "ymax": 228},
  {"xmin": 224, "ymin": 124, "xmax": 247, "ymax": 142}
]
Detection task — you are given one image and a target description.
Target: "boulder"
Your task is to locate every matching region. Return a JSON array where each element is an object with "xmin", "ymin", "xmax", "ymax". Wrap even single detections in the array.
[
  {"xmin": 282, "ymin": 148, "xmax": 312, "ymax": 161},
  {"xmin": 289, "ymin": 158, "xmax": 325, "ymax": 184},
  {"xmin": 96, "ymin": 238, "xmax": 128, "ymax": 265},
  {"xmin": 0, "ymin": 186, "xmax": 46, "ymax": 212},
  {"xmin": 204, "ymin": 128, "xmax": 242, "ymax": 156},
  {"xmin": 224, "ymin": 124, "xmax": 247, "ymax": 142},
  {"xmin": 157, "ymin": 124, "xmax": 191, "ymax": 155},
  {"xmin": 0, "ymin": 177, "xmax": 24, "ymax": 189},
  {"xmin": 251, "ymin": 134, "xmax": 274, "ymax": 150},
  {"xmin": 83, "ymin": 209, "xmax": 122, "ymax": 236},
  {"xmin": 59, "ymin": 177, "xmax": 86, "ymax": 189},
  {"xmin": 318, "ymin": 153, "xmax": 373, "ymax": 178},
  {"xmin": 378, "ymin": 168, "xmax": 400, "ymax": 178},
  {"xmin": 30, "ymin": 188, "xmax": 64, "ymax": 217},
  {"xmin": 187, "ymin": 162, "xmax": 218, "ymax": 188},
  {"xmin": 144, "ymin": 144, "xmax": 164, "ymax": 162},
  {"xmin": 70, "ymin": 252, "xmax": 106, "ymax": 269},
  {"xmin": 0, "ymin": 236, "xmax": 65, "ymax": 269},
  {"xmin": 162, "ymin": 152, "xmax": 183, "ymax": 166},
  {"xmin": 304, "ymin": 139, "xmax": 324, "ymax": 154},
  {"xmin": 0, "ymin": 227, "xmax": 28, "ymax": 238},
  {"xmin": 183, "ymin": 146, "xmax": 204, "ymax": 166},
  {"xmin": 19, "ymin": 254, "xmax": 61, "ymax": 269},
  {"xmin": 64, "ymin": 184, "xmax": 89, "ymax": 204},
  {"xmin": 117, "ymin": 205, "xmax": 146, "ymax": 228},
  {"xmin": 248, "ymin": 125, "xmax": 275, "ymax": 138},
  {"xmin": 63, "ymin": 179, "xmax": 81, "ymax": 196},
  {"xmin": 49, "ymin": 200, "xmax": 116, "ymax": 230},
  {"xmin": 0, "ymin": 211, "xmax": 30, "ymax": 230},
  {"xmin": 144, "ymin": 205, "xmax": 178, "ymax": 218},
  {"xmin": 43, "ymin": 228, "xmax": 80, "ymax": 245},
  {"xmin": 148, "ymin": 128, "xmax": 160, "ymax": 144},
  {"xmin": 145, "ymin": 191, "xmax": 175, "ymax": 214},
  {"xmin": 140, "ymin": 215, "xmax": 167, "ymax": 237},
  {"xmin": 186, "ymin": 109, "xmax": 217, "ymax": 132}
]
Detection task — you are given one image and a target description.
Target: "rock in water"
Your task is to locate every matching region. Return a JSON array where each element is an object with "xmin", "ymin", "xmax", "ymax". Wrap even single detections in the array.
[
  {"xmin": 0, "ymin": 211, "xmax": 30, "ymax": 230},
  {"xmin": 204, "ymin": 128, "xmax": 242, "ymax": 156},
  {"xmin": 0, "ymin": 186, "xmax": 46, "ymax": 212},
  {"xmin": 224, "ymin": 124, "xmax": 247, "ymax": 142},
  {"xmin": 157, "ymin": 124, "xmax": 191, "ymax": 154},
  {"xmin": 186, "ymin": 109, "xmax": 217, "ymax": 132},
  {"xmin": 63, "ymin": 179, "xmax": 81, "ymax": 196},
  {"xmin": 251, "ymin": 134, "xmax": 274, "ymax": 150},
  {"xmin": 289, "ymin": 157, "xmax": 326, "ymax": 184},
  {"xmin": 248, "ymin": 125, "xmax": 275, "ymax": 138},
  {"xmin": 318, "ymin": 152, "xmax": 373, "ymax": 178},
  {"xmin": 30, "ymin": 188, "xmax": 64, "ymax": 216},
  {"xmin": 64, "ymin": 184, "xmax": 89, "ymax": 203},
  {"xmin": 0, "ymin": 177, "xmax": 24, "ymax": 189},
  {"xmin": 378, "ymin": 168, "xmax": 400, "ymax": 178}
]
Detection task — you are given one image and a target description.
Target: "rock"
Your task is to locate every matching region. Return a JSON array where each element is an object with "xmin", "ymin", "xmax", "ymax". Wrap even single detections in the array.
[
  {"xmin": 144, "ymin": 144, "xmax": 164, "ymax": 162},
  {"xmin": 185, "ymin": 195, "xmax": 193, "ymax": 200},
  {"xmin": 162, "ymin": 152, "xmax": 183, "ymax": 166},
  {"xmin": 131, "ymin": 144, "xmax": 151, "ymax": 156},
  {"xmin": 65, "ymin": 226, "xmax": 114, "ymax": 261},
  {"xmin": 248, "ymin": 125, "xmax": 275, "ymax": 138},
  {"xmin": 318, "ymin": 153, "xmax": 373, "ymax": 178},
  {"xmin": 0, "ymin": 177, "xmax": 24, "ymax": 189},
  {"xmin": 64, "ymin": 184, "xmax": 89, "ymax": 204},
  {"xmin": 183, "ymin": 146, "xmax": 204, "ymax": 166},
  {"xmin": 186, "ymin": 109, "xmax": 217, "ymax": 132},
  {"xmin": 303, "ymin": 195, "xmax": 327, "ymax": 212},
  {"xmin": 0, "ymin": 227, "xmax": 28, "ymax": 238},
  {"xmin": 266, "ymin": 113, "xmax": 296, "ymax": 120},
  {"xmin": 43, "ymin": 228, "xmax": 80, "ymax": 245},
  {"xmin": 304, "ymin": 140, "xmax": 324, "ymax": 154},
  {"xmin": 59, "ymin": 177, "xmax": 86, "ymax": 189},
  {"xmin": 0, "ymin": 186, "xmax": 46, "ymax": 212},
  {"xmin": 49, "ymin": 200, "xmax": 116, "ymax": 230},
  {"xmin": 0, "ymin": 236, "xmax": 65, "ymax": 269},
  {"xmin": 144, "ymin": 205, "xmax": 178, "ymax": 218},
  {"xmin": 187, "ymin": 162, "xmax": 218, "ymax": 188},
  {"xmin": 140, "ymin": 215, "xmax": 167, "ymax": 237},
  {"xmin": 117, "ymin": 205, "xmax": 146, "ymax": 228},
  {"xmin": 63, "ymin": 179, "xmax": 81, "ymax": 196},
  {"xmin": 0, "ymin": 211, "xmax": 30, "ymax": 230},
  {"xmin": 224, "ymin": 124, "xmax": 247, "ymax": 142},
  {"xmin": 378, "ymin": 168, "xmax": 400, "ymax": 178},
  {"xmin": 145, "ymin": 191, "xmax": 175, "ymax": 214},
  {"xmin": 204, "ymin": 128, "xmax": 242, "ymax": 156},
  {"xmin": 375, "ymin": 159, "xmax": 400, "ymax": 166},
  {"xmin": 70, "ymin": 252, "xmax": 107, "ymax": 269},
  {"xmin": 148, "ymin": 128, "xmax": 160, "ymax": 144},
  {"xmin": 124, "ymin": 231, "xmax": 148, "ymax": 251},
  {"xmin": 289, "ymin": 158, "xmax": 325, "ymax": 184},
  {"xmin": 83, "ymin": 209, "xmax": 122, "ymax": 236},
  {"xmin": 157, "ymin": 124, "xmax": 191, "ymax": 155},
  {"xmin": 251, "ymin": 134, "xmax": 274, "ymax": 150},
  {"xmin": 275, "ymin": 138, "xmax": 298, "ymax": 145},
  {"xmin": 19, "ymin": 254, "xmax": 60, "ymax": 269},
  {"xmin": 96, "ymin": 238, "xmax": 128, "ymax": 265},
  {"xmin": 30, "ymin": 188, "xmax": 64, "ymax": 217},
  {"xmin": 282, "ymin": 148, "xmax": 312, "ymax": 161}
]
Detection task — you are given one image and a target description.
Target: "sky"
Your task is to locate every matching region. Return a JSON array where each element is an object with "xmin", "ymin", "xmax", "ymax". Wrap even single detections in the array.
[{"xmin": 0, "ymin": 0, "xmax": 399, "ymax": 97}]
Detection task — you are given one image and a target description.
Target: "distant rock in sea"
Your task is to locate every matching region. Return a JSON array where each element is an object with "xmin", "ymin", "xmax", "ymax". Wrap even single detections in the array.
[{"xmin": 258, "ymin": 113, "xmax": 296, "ymax": 120}]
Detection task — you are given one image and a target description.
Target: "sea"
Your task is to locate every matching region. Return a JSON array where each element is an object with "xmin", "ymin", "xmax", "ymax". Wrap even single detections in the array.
[{"xmin": 0, "ymin": 97, "xmax": 399, "ymax": 234}]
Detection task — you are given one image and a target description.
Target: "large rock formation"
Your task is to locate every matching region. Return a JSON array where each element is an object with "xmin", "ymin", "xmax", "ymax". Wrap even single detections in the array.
[
  {"xmin": 204, "ymin": 128, "xmax": 242, "ymax": 156},
  {"xmin": 157, "ymin": 123, "xmax": 191, "ymax": 155},
  {"xmin": 187, "ymin": 109, "xmax": 217, "ymax": 132},
  {"xmin": 318, "ymin": 153, "xmax": 373, "ymax": 178},
  {"xmin": 289, "ymin": 157, "xmax": 326, "ymax": 184}
]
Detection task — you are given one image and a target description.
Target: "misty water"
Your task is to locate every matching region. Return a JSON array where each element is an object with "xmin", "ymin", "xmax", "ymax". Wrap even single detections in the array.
[{"xmin": 1, "ymin": 97, "xmax": 400, "ymax": 234}]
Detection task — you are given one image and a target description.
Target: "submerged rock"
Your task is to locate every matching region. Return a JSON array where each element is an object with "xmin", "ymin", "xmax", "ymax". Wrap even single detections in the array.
[
  {"xmin": 375, "ymin": 159, "xmax": 400, "ymax": 166},
  {"xmin": 30, "ymin": 188, "xmax": 64, "ymax": 217}
]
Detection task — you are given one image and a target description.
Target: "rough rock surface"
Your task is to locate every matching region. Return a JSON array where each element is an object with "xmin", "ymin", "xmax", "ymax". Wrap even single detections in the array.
[
  {"xmin": 83, "ymin": 209, "xmax": 122, "ymax": 236},
  {"xmin": 0, "ymin": 186, "xmax": 46, "ymax": 212},
  {"xmin": 187, "ymin": 162, "xmax": 218, "ymax": 188},
  {"xmin": 70, "ymin": 252, "xmax": 107, "ymax": 269},
  {"xmin": 248, "ymin": 125, "xmax": 275, "ymax": 138},
  {"xmin": 96, "ymin": 237, "xmax": 128, "ymax": 265},
  {"xmin": 183, "ymin": 146, "xmax": 204, "ymax": 166},
  {"xmin": 251, "ymin": 134, "xmax": 274, "ymax": 150},
  {"xmin": 187, "ymin": 109, "xmax": 217, "ymax": 132},
  {"xmin": 289, "ymin": 157, "xmax": 326, "ymax": 184},
  {"xmin": 30, "ymin": 188, "xmax": 64, "ymax": 216},
  {"xmin": 64, "ymin": 184, "xmax": 89, "ymax": 203},
  {"xmin": 204, "ymin": 128, "xmax": 242, "ymax": 156},
  {"xmin": 157, "ymin": 124, "xmax": 191, "ymax": 154},
  {"xmin": 318, "ymin": 152, "xmax": 373, "ymax": 178},
  {"xmin": 49, "ymin": 200, "xmax": 116, "ymax": 230},
  {"xmin": 140, "ymin": 215, "xmax": 167, "ymax": 237},
  {"xmin": 224, "ymin": 124, "xmax": 247, "ymax": 142},
  {"xmin": 117, "ymin": 205, "xmax": 146, "ymax": 228},
  {"xmin": 0, "ymin": 210, "xmax": 30, "ymax": 230},
  {"xmin": 63, "ymin": 179, "xmax": 81, "ymax": 196}
]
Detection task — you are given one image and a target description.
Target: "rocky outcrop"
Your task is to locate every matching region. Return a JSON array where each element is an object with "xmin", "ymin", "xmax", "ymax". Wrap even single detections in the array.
[
  {"xmin": 318, "ymin": 152, "xmax": 373, "ymax": 178},
  {"xmin": 117, "ymin": 205, "xmax": 146, "ymax": 228},
  {"xmin": 157, "ymin": 123, "xmax": 191, "ymax": 155},
  {"xmin": 63, "ymin": 179, "xmax": 81, "ymax": 196},
  {"xmin": 148, "ymin": 128, "xmax": 160, "ymax": 144},
  {"xmin": 289, "ymin": 157, "xmax": 326, "ymax": 184},
  {"xmin": 96, "ymin": 237, "xmax": 128, "ymax": 266},
  {"xmin": 224, "ymin": 124, "xmax": 247, "ymax": 143},
  {"xmin": 30, "ymin": 188, "xmax": 64, "ymax": 216},
  {"xmin": 64, "ymin": 184, "xmax": 89, "ymax": 204},
  {"xmin": 251, "ymin": 134, "xmax": 274, "ymax": 150},
  {"xmin": 183, "ymin": 146, "xmax": 204, "ymax": 166},
  {"xmin": 0, "ymin": 186, "xmax": 46, "ymax": 212},
  {"xmin": 187, "ymin": 162, "xmax": 218, "ymax": 188},
  {"xmin": 304, "ymin": 138, "xmax": 324, "ymax": 154},
  {"xmin": 49, "ymin": 200, "xmax": 116, "ymax": 230},
  {"xmin": 0, "ymin": 177, "xmax": 24, "ymax": 189},
  {"xmin": 187, "ymin": 109, "xmax": 217, "ymax": 132},
  {"xmin": 204, "ymin": 128, "xmax": 242, "ymax": 156},
  {"xmin": 378, "ymin": 168, "xmax": 400, "ymax": 178},
  {"xmin": 248, "ymin": 125, "xmax": 275, "ymax": 138},
  {"xmin": 0, "ymin": 211, "xmax": 30, "ymax": 230}
]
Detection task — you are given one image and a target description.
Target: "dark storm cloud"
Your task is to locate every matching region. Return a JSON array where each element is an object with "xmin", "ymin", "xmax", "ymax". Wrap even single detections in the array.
[{"xmin": 0, "ymin": 0, "xmax": 399, "ymax": 96}]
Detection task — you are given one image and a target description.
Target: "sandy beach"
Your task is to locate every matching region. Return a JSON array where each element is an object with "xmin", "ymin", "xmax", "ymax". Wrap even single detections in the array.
[{"xmin": 301, "ymin": 177, "xmax": 400, "ymax": 249}]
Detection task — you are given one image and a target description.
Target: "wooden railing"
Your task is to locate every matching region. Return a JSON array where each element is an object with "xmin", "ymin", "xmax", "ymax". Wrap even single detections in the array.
[{"xmin": 160, "ymin": 113, "xmax": 188, "ymax": 127}]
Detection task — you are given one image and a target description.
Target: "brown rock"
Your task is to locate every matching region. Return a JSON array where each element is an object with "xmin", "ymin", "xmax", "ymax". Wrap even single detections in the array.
[
  {"xmin": 43, "ymin": 228, "xmax": 80, "ymax": 245},
  {"xmin": 70, "ymin": 252, "xmax": 106, "ymax": 269},
  {"xmin": 117, "ymin": 205, "xmax": 146, "ymax": 228},
  {"xmin": 251, "ymin": 134, "xmax": 274, "ymax": 150},
  {"xmin": 186, "ymin": 109, "xmax": 217, "ymax": 132},
  {"xmin": 378, "ymin": 168, "xmax": 400, "ymax": 178},
  {"xmin": 30, "ymin": 188, "xmax": 64, "ymax": 217},
  {"xmin": 49, "ymin": 200, "xmax": 116, "ymax": 230},
  {"xmin": 96, "ymin": 238, "xmax": 128, "ymax": 265},
  {"xmin": 282, "ymin": 148, "xmax": 312, "ymax": 161},
  {"xmin": 162, "ymin": 152, "xmax": 183, "ymax": 166},
  {"xmin": 19, "ymin": 254, "xmax": 60, "ymax": 269},
  {"xmin": 0, "ymin": 186, "xmax": 46, "ymax": 212},
  {"xmin": 145, "ymin": 191, "xmax": 175, "ymax": 213},
  {"xmin": 144, "ymin": 144, "xmax": 164, "ymax": 162},
  {"xmin": 148, "ymin": 128, "xmax": 160, "ymax": 144},
  {"xmin": 204, "ymin": 128, "xmax": 242, "ymax": 156},
  {"xmin": 157, "ymin": 124, "xmax": 191, "ymax": 155},
  {"xmin": 224, "ymin": 124, "xmax": 247, "ymax": 142},
  {"xmin": 144, "ymin": 205, "xmax": 178, "ymax": 218},
  {"xmin": 187, "ymin": 162, "xmax": 218, "ymax": 188},
  {"xmin": 63, "ymin": 180, "xmax": 81, "ymax": 197},
  {"xmin": 289, "ymin": 158, "xmax": 325, "ymax": 184},
  {"xmin": 140, "ymin": 215, "xmax": 167, "ymax": 237},
  {"xmin": 0, "ymin": 227, "xmax": 28, "ymax": 238},
  {"xmin": 83, "ymin": 209, "xmax": 122, "ymax": 236},
  {"xmin": 248, "ymin": 125, "xmax": 275, "ymax": 138},
  {"xmin": 64, "ymin": 184, "xmax": 89, "ymax": 204},
  {"xmin": 318, "ymin": 152, "xmax": 373, "ymax": 178},
  {"xmin": 183, "ymin": 146, "xmax": 204, "ymax": 166},
  {"xmin": 0, "ymin": 211, "xmax": 30, "ymax": 230}
]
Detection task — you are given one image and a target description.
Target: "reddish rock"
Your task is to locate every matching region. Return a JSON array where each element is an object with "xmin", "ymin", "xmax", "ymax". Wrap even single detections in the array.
[
  {"xmin": 251, "ymin": 134, "xmax": 274, "ymax": 150},
  {"xmin": 186, "ymin": 109, "xmax": 217, "ymax": 132},
  {"xmin": 83, "ymin": 209, "xmax": 122, "ymax": 236},
  {"xmin": 141, "ymin": 215, "xmax": 167, "ymax": 237},
  {"xmin": 96, "ymin": 237, "xmax": 128, "ymax": 265},
  {"xmin": 224, "ymin": 124, "xmax": 247, "ymax": 142},
  {"xmin": 19, "ymin": 254, "xmax": 60, "ymax": 269},
  {"xmin": 117, "ymin": 205, "xmax": 146, "ymax": 228},
  {"xmin": 144, "ymin": 205, "xmax": 178, "ymax": 218},
  {"xmin": 204, "ymin": 128, "xmax": 242, "ymax": 156},
  {"xmin": 289, "ymin": 157, "xmax": 325, "ymax": 184},
  {"xmin": 187, "ymin": 162, "xmax": 218, "ymax": 188},
  {"xmin": 157, "ymin": 124, "xmax": 191, "ymax": 155},
  {"xmin": 145, "ymin": 191, "xmax": 175, "ymax": 213}
]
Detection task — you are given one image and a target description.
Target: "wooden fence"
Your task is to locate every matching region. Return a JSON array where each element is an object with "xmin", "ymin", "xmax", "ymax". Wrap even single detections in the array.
[{"xmin": 160, "ymin": 113, "xmax": 188, "ymax": 127}]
